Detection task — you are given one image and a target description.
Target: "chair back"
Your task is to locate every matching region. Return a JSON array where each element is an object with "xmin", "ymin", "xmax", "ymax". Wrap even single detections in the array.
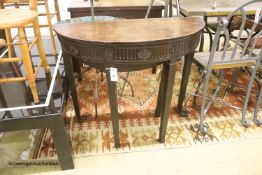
[
  {"xmin": 146, "ymin": 0, "xmax": 176, "ymax": 18},
  {"xmin": 175, "ymin": 0, "xmax": 181, "ymax": 17},
  {"xmin": 209, "ymin": 0, "xmax": 262, "ymax": 68},
  {"xmin": 0, "ymin": 0, "xmax": 37, "ymax": 10}
]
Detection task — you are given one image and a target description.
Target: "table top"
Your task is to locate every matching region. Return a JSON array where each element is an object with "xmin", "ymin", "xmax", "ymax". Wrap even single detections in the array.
[
  {"xmin": 0, "ymin": 53, "xmax": 66, "ymax": 120},
  {"xmin": 174, "ymin": 0, "xmax": 262, "ymax": 17},
  {"xmin": 54, "ymin": 17, "xmax": 205, "ymax": 44},
  {"xmin": 68, "ymin": 0, "xmax": 165, "ymax": 11}
]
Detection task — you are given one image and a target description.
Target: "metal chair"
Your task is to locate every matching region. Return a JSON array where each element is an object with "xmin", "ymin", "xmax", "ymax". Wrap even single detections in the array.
[
  {"xmin": 254, "ymin": 83, "xmax": 262, "ymax": 126},
  {"xmin": 192, "ymin": 0, "xmax": 262, "ymax": 134}
]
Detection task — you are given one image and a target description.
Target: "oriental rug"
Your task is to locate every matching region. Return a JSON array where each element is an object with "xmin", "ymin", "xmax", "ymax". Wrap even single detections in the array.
[{"xmin": 31, "ymin": 62, "xmax": 262, "ymax": 159}]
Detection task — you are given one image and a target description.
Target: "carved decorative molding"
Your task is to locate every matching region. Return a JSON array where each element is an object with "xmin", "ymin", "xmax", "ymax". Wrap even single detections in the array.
[
  {"xmin": 137, "ymin": 49, "xmax": 152, "ymax": 59},
  {"xmin": 59, "ymin": 32, "xmax": 201, "ymax": 65},
  {"xmin": 69, "ymin": 45, "xmax": 79, "ymax": 56}
]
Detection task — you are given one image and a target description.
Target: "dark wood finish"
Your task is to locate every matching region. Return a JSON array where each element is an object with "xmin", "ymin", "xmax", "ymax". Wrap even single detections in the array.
[
  {"xmin": 159, "ymin": 58, "xmax": 177, "ymax": 142},
  {"xmin": 105, "ymin": 69, "xmax": 120, "ymax": 147},
  {"xmin": 63, "ymin": 52, "xmax": 81, "ymax": 121},
  {"xmin": 68, "ymin": 0, "xmax": 164, "ymax": 18},
  {"xmin": 0, "ymin": 114, "xmax": 74, "ymax": 170},
  {"xmin": 154, "ymin": 69, "xmax": 165, "ymax": 117},
  {"xmin": 54, "ymin": 17, "xmax": 204, "ymax": 45},
  {"xmin": 0, "ymin": 39, "xmax": 74, "ymax": 170},
  {"xmin": 54, "ymin": 17, "xmax": 204, "ymax": 146},
  {"xmin": 177, "ymin": 51, "xmax": 194, "ymax": 115}
]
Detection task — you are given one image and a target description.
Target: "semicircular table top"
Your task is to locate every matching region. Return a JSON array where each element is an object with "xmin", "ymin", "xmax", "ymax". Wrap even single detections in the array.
[
  {"xmin": 54, "ymin": 17, "xmax": 205, "ymax": 44},
  {"xmin": 54, "ymin": 16, "xmax": 205, "ymax": 148}
]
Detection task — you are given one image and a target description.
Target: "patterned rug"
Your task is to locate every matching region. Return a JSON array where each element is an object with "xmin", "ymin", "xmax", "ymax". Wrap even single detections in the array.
[{"xmin": 31, "ymin": 61, "xmax": 262, "ymax": 159}]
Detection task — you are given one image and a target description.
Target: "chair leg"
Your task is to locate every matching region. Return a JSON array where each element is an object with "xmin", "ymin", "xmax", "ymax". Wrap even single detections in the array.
[
  {"xmin": 193, "ymin": 70, "xmax": 206, "ymax": 107},
  {"xmin": 44, "ymin": 0, "xmax": 57, "ymax": 55},
  {"xmin": 119, "ymin": 72, "xmax": 130, "ymax": 96},
  {"xmin": 254, "ymin": 86, "xmax": 262, "ymax": 126},
  {"xmin": 242, "ymin": 63, "xmax": 260, "ymax": 127},
  {"xmin": 32, "ymin": 19, "xmax": 50, "ymax": 75},
  {"xmin": 199, "ymin": 69, "xmax": 213, "ymax": 135},
  {"xmin": 205, "ymin": 27, "xmax": 213, "ymax": 51},
  {"xmin": 227, "ymin": 68, "xmax": 239, "ymax": 92},
  {"xmin": 18, "ymin": 27, "xmax": 39, "ymax": 104}
]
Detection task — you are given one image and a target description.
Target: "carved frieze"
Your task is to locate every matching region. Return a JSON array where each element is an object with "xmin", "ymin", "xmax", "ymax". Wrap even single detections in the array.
[
  {"xmin": 137, "ymin": 49, "xmax": 152, "ymax": 59},
  {"xmin": 59, "ymin": 32, "xmax": 201, "ymax": 65}
]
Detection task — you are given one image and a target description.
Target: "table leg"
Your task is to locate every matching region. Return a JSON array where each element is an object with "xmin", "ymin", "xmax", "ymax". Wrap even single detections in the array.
[
  {"xmin": 177, "ymin": 52, "xmax": 194, "ymax": 116},
  {"xmin": 51, "ymin": 115, "xmax": 74, "ymax": 170},
  {"xmin": 72, "ymin": 58, "xmax": 82, "ymax": 81},
  {"xmin": 106, "ymin": 69, "xmax": 120, "ymax": 148},
  {"xmin": 0, "ymin": 86, "xmax": 13, "ymax": 118},
  {"xmin": 199, "ymin": 32, "xmax": 204, "ymax": 52},
  {"xmin": 154, "ymin": 68, "xmax": 165, "ymax": 118},
  {"xmin": 63, "ymin": 53, "xmax": 81, "ymax": 121},
  {"xmin": 159, "ymin": 59, "xmax": 177, "ymax": 143}
]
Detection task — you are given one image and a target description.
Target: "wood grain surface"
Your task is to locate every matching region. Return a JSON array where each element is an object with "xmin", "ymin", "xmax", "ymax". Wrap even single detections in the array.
[{"xmin": 54, "ymin": 17, "xmax": 205, "ymax": 44}]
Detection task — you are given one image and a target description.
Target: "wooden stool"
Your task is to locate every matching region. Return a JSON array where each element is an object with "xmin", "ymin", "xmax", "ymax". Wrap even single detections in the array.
[
  {"xmin": 0, "ymin": 0, "xmax": 50, "ymax": 104},
  {"xmin": 0, "ymin": 39, "xmax": 6, "ymax": 49},
  {"xmin": 4, "ymin": 0, "xmax": 61, "ymax": 55}
]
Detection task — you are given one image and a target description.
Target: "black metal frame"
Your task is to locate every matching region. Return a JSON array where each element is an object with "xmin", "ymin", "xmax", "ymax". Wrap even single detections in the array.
[{"xmin": 0, "ymin": 54, "xmax": 74, "ymax": 170}]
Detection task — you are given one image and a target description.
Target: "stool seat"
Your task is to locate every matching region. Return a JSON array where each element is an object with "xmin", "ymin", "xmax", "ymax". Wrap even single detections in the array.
[
  {"xmin": 0, "ymin": 1, "xmax": 50, "ymax": 103},
  {"xmin": 0, "ymin": 9, "xmax": 37, "ymax": 28}
]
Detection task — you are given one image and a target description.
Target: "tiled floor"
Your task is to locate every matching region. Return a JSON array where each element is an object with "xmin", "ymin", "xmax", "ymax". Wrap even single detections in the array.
[{"xmin": 1, "ymin": 137, "xmax": 262, "ymax": 175}]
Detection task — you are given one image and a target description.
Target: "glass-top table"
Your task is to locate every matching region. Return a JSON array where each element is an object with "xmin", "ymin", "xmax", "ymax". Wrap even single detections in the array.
[
  {"xmin": 0, "ymin": 51, "xmax": 64, "ymax": 118},
  {"xmin": 0, "ymin": 50, "xmax": 74, "ymax": 170}
]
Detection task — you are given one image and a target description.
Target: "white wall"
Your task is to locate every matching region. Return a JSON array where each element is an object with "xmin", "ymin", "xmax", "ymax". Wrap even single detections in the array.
[
  {"xmin": 18, "ymin": 0, "xmax": 72, "ymax": 37},
  {"xmin": 38, "ymin": 0, "xmax": 72, "ymax": 36}
]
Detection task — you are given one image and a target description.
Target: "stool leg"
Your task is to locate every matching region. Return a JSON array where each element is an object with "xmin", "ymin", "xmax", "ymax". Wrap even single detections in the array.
[
  {"xmin": 32, "ymin": 19, "xmax": 50, "ymax": 75},
  {"xmin": 5, "ymin": 29, "xmax": 15, "ymax": 58},
  {"xmin": 18, "ymin": 27, "xmax": 39, "ymax": 104},
  {"xmin": 54, "ymin": 0, "xmax": 61, "ymax": 22},
  {"xmin": 5, "ymin": 29, "xmax": 23, "ymax": 77},
  {"xmin": 44, "ymin": 0, "xmax": 57, "ymax": 55}
]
